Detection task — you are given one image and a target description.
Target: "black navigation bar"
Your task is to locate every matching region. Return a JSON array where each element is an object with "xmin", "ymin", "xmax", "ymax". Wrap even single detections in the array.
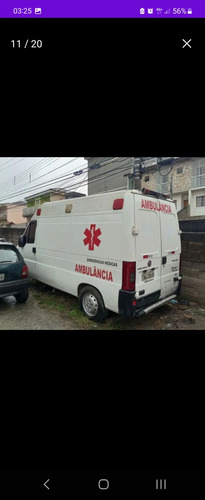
[{"xmin": 0, "ymin": 470, "xmax": 204, "ymax": 498}]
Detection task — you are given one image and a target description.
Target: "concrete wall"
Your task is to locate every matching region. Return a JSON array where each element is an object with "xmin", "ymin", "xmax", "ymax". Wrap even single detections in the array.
[
  {"xmin": 172, "ymin": 159, "xmax": 191, "ymax": 192},
  {"xmin": 181, "ymin": 232, "xmax": 205, "ymax": 305},
  {"xmin": 50, "ymin": 194, "xmax": 66, "ymax": 202},
  {"xmin": 172, "ymin": 193, "xmax": 183, "ymax": 212},
  {"xmin": 141, "ymin": 167, "xmax": 157, "ymax": 192},
  {"xmin": 0, "ymin": 227, "xmax": 25, "ymax": 246},
  {"xmin": 178, "ymin": 205, "xmax": 191, "ymax": 220}
]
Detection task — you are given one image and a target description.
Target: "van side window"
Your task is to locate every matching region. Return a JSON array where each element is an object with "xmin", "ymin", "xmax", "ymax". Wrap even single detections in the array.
[
  {"xmin": 27, "ymin": 221, "xmax": 37, "ymax": 244},
  {"xmin": 23, "ymin": 225, "xmax": 29, "ymax": 241}
]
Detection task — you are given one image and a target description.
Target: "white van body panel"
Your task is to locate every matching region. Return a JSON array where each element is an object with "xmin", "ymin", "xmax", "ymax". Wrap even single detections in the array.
[
  {"xmin": 19, "ymin": 190, "xmax": 182, "ymax": 317},
  {"xmin": 134, "ymin": 193, "xmax": 181, "ymax": 302},
  {"xmin": 134, "ymin": 195, "xmax": 162, "ymax": 299}
]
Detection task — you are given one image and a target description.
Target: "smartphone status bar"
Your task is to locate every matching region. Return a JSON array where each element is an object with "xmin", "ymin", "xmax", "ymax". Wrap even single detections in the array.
[{"xmin": 0, "ymin": 1, "xmax": 204, "ymax": 18}]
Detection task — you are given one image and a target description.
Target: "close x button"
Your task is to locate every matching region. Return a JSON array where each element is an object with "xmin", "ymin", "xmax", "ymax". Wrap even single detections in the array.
[{"xmin": 182, "ymin": 38, "xmax": 192, "ymax": 48}]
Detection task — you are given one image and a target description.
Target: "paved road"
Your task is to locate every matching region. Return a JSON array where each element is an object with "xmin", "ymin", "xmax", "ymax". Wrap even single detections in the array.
[{"xmin": 0, "ymin": 291, "xmax": 85, "ymax": 330}]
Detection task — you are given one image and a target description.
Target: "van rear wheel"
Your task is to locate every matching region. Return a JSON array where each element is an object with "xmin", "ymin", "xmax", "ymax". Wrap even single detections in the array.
[{"xmin": 79, "ymin": 286, "xmax": 108, "ymax": 322}]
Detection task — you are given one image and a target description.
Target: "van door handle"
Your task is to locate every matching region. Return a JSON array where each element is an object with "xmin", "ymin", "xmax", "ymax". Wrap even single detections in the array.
[
  {"xmin": 162, "ymin": 256, "xmax": 167, "ymax": 265},
  {"xmin": 32, "ymin": 247, "xmax": 36, "ymax": 254}
]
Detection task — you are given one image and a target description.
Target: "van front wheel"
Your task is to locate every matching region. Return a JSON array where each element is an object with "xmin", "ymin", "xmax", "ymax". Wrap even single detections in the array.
[{"xmin": 79, "ymin": 286, "xmax": 108, "ymax": 322}]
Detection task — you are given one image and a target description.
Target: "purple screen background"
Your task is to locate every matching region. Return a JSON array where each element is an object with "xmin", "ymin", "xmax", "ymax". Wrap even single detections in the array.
[{"xmin": 0, "ymin": 0, "xmax": 203, "ymax": 17}]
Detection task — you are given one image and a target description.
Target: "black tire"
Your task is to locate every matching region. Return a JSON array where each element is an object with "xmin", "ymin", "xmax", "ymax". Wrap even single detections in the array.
[
  {"xmin": 79, "ymin": 286, "xmax": 108, "ymax": 322},
  {"xmin": 15, "ymin": 288, "xmax": 29, "ymax": 303}
]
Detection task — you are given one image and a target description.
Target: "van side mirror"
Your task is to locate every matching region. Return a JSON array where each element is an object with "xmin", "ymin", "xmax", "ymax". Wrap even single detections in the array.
[{"xmin": 18, "ymin": 235, "xmax": 26, "ymax": 247}]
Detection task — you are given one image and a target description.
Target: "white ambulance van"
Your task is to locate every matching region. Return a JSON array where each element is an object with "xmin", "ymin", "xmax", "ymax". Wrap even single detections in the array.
[{"xmin": 18, "ymin": 189, "xmax": 182, "ymax": 322}]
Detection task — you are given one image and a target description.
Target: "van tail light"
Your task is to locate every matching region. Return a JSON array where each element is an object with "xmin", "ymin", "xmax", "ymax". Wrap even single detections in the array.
[
  {"xmin": 21, "ymin": 264, "xmax": 29, "ymax": 279},
  {"xmin": 179, "ymin": 254, "xmax": 182, "ymax": 274},
  {"xmin": 122, "ymin": 261, "xmax": 136, "ymax": 291}
]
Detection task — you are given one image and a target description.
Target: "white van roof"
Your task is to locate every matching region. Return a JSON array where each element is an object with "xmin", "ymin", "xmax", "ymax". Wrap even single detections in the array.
[
  {"xmin": 34, "ymin": 190, "xmax": 129, "ymax": 217},
  {"xmin": 33, "ymin": 189, "xmax": 175, "ymax": 218}
]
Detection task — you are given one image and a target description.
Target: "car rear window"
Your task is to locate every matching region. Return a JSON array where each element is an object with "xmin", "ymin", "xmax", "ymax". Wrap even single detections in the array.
[{"xmin": 0, "ymin": 246, "xmax": 20, "ymax": 263}]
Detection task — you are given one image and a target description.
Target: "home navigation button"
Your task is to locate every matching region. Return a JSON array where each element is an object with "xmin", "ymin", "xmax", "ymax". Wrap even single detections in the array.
[{"xmin": 98, "ymin": 479, "xmax": 109, "ymax": 490}]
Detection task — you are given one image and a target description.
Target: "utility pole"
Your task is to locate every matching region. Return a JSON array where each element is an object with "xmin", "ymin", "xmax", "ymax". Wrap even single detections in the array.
[
  {"xmin": 157, "ymin": 158, "xmax": 174, "ymax": 199},
  {"xmin": 133, "ymin": 157, "xmax": 144, "ymax": 183},
  {"xmin": 126, "ymin": 172, "xmax": 134, "ymax": 190},
  {"xmin": 125, "ymin": 157, "xmax": 144, "ymax": 190},
  {"xmin": 170, "ymin": 173, "xmax": 173, "ymax": 199}
]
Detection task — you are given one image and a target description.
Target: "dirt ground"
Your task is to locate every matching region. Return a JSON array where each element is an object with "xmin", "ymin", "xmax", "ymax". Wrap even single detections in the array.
[
  {"xmin": 0, "ymin": 291, "xmax": 88, "ymax": 330},
  {"xmin": 111, "ymin": 300, "xmax": 205, "ymax": 331},
  {"xmin": 0, "ymin": 279, "xmax": 204, "ymax": 330}
]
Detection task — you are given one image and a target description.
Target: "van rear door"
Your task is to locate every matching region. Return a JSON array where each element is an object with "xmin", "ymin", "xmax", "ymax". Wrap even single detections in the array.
[
  {"xmin": 134, "ymin": 195, "xmax": 162, "ymax": 303},
  {"xmin": 159, "ymin": 205, "xmax": 181, "ymax": 299}
]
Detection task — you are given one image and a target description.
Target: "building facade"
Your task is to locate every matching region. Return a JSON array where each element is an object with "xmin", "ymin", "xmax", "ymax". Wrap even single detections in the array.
[
  {"xmin": 23, "ymin": 189, "xmax": 67, "ymax": 223},
  {"xmin": 0, "ymin": 202, "xmax": 26, "ymax": 226},
  {"xmin": 23, "ymin": 188, "xmax": 86, "ymax": 223},
  {"xmin": 85, "ymin": 157, "xmax": 205, "ymax": 220},
  {"xmin": 85, "ymin": 157, "xmax": 138, "ymax": 195},
  {"xmin": 141, "ymin": 157, "xmax": 205, "ymax": 219}
]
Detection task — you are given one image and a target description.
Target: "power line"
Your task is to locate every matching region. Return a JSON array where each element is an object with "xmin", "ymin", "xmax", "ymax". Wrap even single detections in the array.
[
  {"xmin": 2, "ymin": 158, "xmax": 183, "ymax": 215},
  {"xmin": 0, "ymin": 157, "xmax": 129, "ymax": 201},
  {"xmin": 1, "ymin": 156, "xmax": 119, "ymax": 196},
  {"xmin": 0, "ymin": 157, "xmax": 62, "ymax": 196},
  {"xmin": 0, "ymin": 157, "xmax": 54, "ymax": 191},
  {"xmin": 0, "ymin": 157, "xmax": 96, "ymax": 202},
  {"xmin": 61, "ymin": 159, "xmax": 130, "ymax": 190},
  {"xmin": 0, "ymin": 157, "xmax": 81, "ymax": 202},
  {"xmin": 2, "ymin": 157, "xmax": 183, "ymax": 208},
  {"xmin": 0, "ymin": 157, "xmax": 147, "ymax": 203},
  {"xmin": 0, "ymin": 157, "xmax": 18, "ymax": 170},
  {"xmin": 0, "ymin": 157, "xmax": 28, "ymax": 173},
  {"xmin": 0, "ymin": 162, "xmax": 132, "ymax": 203},
  {"xmin": 0, "ymin": 157, "xmax": 16, "ymax": 169},
  {"xmin": 63, "ymin": 164, "xmax": 133, "ymax": 194}
]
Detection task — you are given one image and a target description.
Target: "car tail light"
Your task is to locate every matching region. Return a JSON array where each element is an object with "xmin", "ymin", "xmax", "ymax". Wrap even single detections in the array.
[
  {"xmin": 21, "ymin": 264, "xmax": 28, "ymax": 279},
  {"xmin": 122, "ymin": 261, "xmax": 136, "ymax": 291}
]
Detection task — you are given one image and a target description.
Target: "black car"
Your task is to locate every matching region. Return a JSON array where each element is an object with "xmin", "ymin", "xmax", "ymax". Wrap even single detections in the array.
[{"xmin": 0, "ymin": 242, "xmax": 29, "ymax": 302}]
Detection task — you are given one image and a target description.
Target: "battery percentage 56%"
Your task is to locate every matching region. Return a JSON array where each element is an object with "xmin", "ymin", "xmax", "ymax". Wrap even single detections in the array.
[{"xmin": 173, "ymin": 8, "xmax": 187, "ymax": 14}]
